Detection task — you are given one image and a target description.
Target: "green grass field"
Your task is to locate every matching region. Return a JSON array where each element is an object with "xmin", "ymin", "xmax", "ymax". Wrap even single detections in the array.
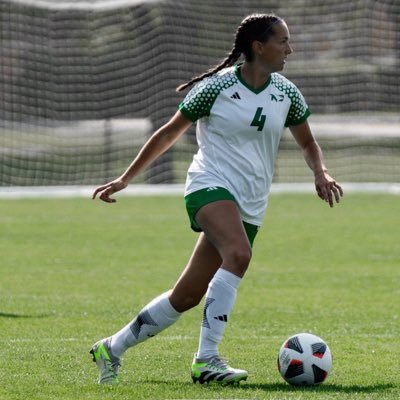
[{"xmin": 1, "ymin": 193, "xmax": 399, "ymax": 400}]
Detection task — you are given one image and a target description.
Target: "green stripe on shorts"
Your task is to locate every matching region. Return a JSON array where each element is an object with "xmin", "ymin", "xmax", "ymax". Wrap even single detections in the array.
[{"xmin": 185, "ymin": 187, "xmax": 259, "ymax": 247}]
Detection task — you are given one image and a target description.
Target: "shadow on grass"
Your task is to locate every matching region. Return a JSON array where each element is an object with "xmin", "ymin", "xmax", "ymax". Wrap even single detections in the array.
[
  {"xmin": 0, "ymin": 311, "xmax": 55, "ymax": 318},
  {"xmin": 240, "ymin": 382, "xmax": 396, "ymax": 393},
  {"xmin": 143, "ymin": 380, "xmax": 395, "ymax": 394}
]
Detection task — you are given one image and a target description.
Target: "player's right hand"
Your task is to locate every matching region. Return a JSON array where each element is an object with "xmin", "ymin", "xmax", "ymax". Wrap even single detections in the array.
[{"xmin": 92, "ymin": 179, "xmax": 127, "ymax": 203}]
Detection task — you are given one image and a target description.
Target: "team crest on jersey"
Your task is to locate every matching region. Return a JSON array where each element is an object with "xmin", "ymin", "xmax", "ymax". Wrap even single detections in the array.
[{"xmin": 270, "ymin": 94, "xmax": 285, "ymax": 102}]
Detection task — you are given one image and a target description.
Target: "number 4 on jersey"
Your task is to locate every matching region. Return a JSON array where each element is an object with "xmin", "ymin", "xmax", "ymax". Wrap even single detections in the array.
[{"xmin": 250, "ymin": 107, "xmax": 266, "ymax": 131}]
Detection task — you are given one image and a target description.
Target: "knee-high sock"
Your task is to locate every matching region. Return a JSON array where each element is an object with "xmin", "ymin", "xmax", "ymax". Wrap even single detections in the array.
[
  {"xmin": 110, "ymin": 291, "xmax": 181, "ymax": 358},
  {"xmin": 197, "ymin": 268, "xmax": 241, "ymax": 360}
]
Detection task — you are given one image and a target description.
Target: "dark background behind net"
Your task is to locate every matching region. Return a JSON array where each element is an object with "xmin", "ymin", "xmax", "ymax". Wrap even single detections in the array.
[{"xmin": 1, "ymin": 0, "xmax": 399, "ymax": 185}]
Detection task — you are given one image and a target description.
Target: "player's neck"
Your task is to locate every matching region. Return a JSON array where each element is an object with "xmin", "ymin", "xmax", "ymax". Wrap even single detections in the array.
[{"xmin": 240, "ymin": 62, "xmax": 271, "ymax": 90}]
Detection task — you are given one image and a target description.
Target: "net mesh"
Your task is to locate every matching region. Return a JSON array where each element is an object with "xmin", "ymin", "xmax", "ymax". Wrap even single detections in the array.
[{"xmin": 1, "ymin": 0, "xmax": 399, "ymax": 186}]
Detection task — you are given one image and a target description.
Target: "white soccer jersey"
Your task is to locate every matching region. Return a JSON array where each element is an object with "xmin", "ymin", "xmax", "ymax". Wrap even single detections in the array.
[{"xmin": 179, "ymin": 64, "xmax": 310, "ymax": 226}]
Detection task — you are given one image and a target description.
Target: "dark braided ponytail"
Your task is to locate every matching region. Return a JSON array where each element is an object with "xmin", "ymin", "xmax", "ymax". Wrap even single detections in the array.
[{"xmin": 176, "ymin": 13, "xmax": 282, "ymax": 92}]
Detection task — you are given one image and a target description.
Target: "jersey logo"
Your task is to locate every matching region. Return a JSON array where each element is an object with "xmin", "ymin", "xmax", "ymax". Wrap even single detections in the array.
[
  {"xmin": 230, "ymin": 92, "xmax": 241, "ymax": 99},
  {"xmin": 270, "ymin": 94, "xmax": 284, "ymax": 102}
]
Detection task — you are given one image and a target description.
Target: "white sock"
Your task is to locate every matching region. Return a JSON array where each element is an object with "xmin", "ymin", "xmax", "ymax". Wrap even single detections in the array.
[
  {"xmin": 110, "ymin": 291, "xmax": 181, "ymax": 358},
  {"xmin": 197, "ymin": 268, "xmax": 241, "ymax": 360}
]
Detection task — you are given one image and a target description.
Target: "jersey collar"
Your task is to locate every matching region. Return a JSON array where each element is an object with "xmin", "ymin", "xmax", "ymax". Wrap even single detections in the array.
[{"xmin": 235, "ymin": 64, "xmax": 271, "ymax": 94}]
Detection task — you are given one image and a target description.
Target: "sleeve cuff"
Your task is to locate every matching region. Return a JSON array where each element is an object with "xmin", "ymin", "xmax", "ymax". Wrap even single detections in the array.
[
  {"xmin": 178, "ymin": 103, "xmax": 197, "ymax": 122},
  {"xmin": 285, "ymin": 109, "xmax": 311, "ymax": 127}
]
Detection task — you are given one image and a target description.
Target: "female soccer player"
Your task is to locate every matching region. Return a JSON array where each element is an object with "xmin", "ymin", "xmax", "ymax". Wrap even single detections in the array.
[{"xmin": 90, "ymin": 13, "xmax": 343, "ymax": 385}]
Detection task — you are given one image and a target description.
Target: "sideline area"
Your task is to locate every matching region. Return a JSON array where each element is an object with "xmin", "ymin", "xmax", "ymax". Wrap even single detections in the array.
[{"xmin": 1, "ymin": 183, "xmax": 399, "ymax": 199}]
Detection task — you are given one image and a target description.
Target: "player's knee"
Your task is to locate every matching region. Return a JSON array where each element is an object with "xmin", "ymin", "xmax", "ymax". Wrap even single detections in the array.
[{"xmin": 225, "ymin": 244, "xmax": 252, "ymax": 276}]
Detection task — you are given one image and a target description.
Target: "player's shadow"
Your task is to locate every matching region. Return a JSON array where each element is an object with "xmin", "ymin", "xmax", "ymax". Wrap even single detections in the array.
[
  {"xmin": 147, "ymin": 380, "xmax": 395, "ymax": 394},
  {"xmin": 0, "ymin": 311, "xmax": 55, "ymax": 318},
  {"xmin": 241, "ymin": 382, "xmax": 396, "ymax": 393}
]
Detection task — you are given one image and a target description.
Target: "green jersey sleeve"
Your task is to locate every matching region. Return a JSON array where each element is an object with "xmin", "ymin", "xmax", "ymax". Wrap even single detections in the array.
[
  {"xmin": 178, "ymin": 70, "xmax": 238, "ymax": 122},
  {"xmin": 271, "ymin": 74, "xmax": 310, "ymax": 127},
  {"xmin": 178, "ymin": 79, "xmax": 211, "ymax": 122},
  {"xmin": 284, "ymin": 87, "xmax": 310, "ymax": 127}
]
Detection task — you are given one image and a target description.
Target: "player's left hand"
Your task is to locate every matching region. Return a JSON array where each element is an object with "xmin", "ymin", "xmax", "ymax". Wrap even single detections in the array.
[{"xmin": 314, "ymin": 171, "xmax": 343, "ymax": 207}]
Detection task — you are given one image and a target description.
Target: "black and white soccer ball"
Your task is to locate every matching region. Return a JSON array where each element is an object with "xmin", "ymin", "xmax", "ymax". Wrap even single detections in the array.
[{"xmin": 277, "ymin": 332, "xmax": 332, "ymax": 386}]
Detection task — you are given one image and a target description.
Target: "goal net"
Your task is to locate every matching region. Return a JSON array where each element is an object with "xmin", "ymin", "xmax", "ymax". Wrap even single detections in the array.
[{"xmin": 1, "ymin": 0, "xmax": 399, "ymax": 186}]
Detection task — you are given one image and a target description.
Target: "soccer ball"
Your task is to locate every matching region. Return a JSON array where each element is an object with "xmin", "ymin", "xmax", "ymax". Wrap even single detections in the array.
[{"xmin": 277, "ymin": 332, "xmax": 332, "ymax": 386}]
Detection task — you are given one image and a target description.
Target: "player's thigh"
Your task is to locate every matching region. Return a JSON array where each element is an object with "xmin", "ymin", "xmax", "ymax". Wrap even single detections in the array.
[{"xmin": 195, "ymin": 200, "xmax": 252, "ymax": 268}]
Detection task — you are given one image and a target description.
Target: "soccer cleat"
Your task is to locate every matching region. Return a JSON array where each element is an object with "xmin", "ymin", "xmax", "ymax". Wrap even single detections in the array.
[
  {"xmin": 191, "ymin": 354, "xmax": 248, "ymax": 384},
  {"xmin": 90, "ymin": 337, "xmax": 121, "ymax": 384}
]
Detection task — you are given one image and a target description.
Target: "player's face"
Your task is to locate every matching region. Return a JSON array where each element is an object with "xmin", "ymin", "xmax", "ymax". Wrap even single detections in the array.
[{"xmin": 258, "ymin": 21, "xmax": 293, "ymax": 72}]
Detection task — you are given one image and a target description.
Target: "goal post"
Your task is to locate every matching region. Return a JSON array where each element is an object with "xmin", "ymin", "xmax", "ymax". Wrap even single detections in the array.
[{"xmin": 0, "ymin": 0, "xmax": 399, "ymax": 187}]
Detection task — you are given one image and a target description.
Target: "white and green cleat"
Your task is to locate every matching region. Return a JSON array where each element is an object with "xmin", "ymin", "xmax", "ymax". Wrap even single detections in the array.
[
  {"xmin": 191, "ymin": 354, "xmax": 248, "ymax": 384},
  {"xmin": 90, "ymin": 338, "xmax": 121, "ymax": 384}
]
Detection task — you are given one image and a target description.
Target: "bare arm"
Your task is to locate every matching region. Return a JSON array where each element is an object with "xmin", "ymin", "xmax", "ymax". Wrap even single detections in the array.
[
  {"xmin": 93, "ymin": 110, "xmax": 193, "ymax": 203},
  {"xmin": 289, "ymin": 120, "xmax": 343, "ymax": 207}
]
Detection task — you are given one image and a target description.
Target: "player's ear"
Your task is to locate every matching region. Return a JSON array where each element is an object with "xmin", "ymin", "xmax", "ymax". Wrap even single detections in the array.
[{"xmin": 251, "ymin": 40, "xmax": 265, "ymax": 57}]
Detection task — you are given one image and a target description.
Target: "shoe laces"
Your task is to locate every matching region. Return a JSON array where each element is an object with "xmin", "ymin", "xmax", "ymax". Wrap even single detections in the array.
[{"xmin": 207, "ymin": 356, "xmax": 230, "ymax": 370}]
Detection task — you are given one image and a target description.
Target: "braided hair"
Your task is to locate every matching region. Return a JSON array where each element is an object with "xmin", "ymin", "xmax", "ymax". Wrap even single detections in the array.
[{"xmin": 176, "ymin": 13, "xmax": 282, "ymax": 92}]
